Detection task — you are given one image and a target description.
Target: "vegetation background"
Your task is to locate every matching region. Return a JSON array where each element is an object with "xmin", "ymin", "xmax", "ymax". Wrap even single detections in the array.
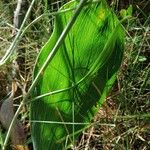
[{"xmin": 0, "ymin": 0, "xmax": 149, "ymax": 149}]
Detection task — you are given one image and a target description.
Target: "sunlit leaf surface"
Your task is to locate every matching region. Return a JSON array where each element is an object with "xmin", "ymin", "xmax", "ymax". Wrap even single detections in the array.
[{"xmin": 31, "ymin": 0, "xmax": 125, "ymax": 149}]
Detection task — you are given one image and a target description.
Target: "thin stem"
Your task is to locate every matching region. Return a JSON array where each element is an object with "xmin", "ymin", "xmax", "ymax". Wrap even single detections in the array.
[
  {"xmin": 0, "ymin": 0, "xmax": 36, "ymax": 66},
  {"xmin": 2, "ymin": 0, "xmax": 36, "ymax": 149},
  {"xmin": 72, "ymin": 101, "xmax": 75, "ymax": 147},
  {"xmin": 115, "ymin": 113, "xmax": 150, "ymax": 120},
  {"xmin": 20, "ymin": 7, "xmax": 76, "ymax": 39},
  {"xmin": 27, "ymin": 0, "xmax": 87, "ymax": 98},
  {"xmin": 2, "ymin": 0, "xmax": 87, "ymax": 149}
]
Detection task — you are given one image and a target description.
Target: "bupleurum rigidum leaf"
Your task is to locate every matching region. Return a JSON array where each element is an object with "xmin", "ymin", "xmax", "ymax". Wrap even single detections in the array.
[{"xmin": 31, "ymin": 0, "xmax": 125, "ymax": 149}]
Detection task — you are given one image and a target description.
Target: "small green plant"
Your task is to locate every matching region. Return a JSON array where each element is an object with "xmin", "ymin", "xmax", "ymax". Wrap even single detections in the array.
[
  {"xmin": 30, "ymin": 0, "xmax": 125, "ymax": 149},
  {"xmin": 120, "ymin": 5, "xmax": 133, "ymax": 18}
]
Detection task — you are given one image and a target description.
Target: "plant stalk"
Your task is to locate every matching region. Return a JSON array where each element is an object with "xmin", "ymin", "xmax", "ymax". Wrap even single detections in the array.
[{"xmin": 2, "ymin": 0, "xmax": 87, "ymax": 149}]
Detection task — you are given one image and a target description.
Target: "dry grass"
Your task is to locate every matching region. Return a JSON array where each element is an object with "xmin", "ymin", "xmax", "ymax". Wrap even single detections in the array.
[{"xmin": 0, "ymin": 0, "xmax": 150, "ymax": 149}]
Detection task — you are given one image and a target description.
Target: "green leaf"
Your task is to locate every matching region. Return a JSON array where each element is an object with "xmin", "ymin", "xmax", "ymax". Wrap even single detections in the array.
[
  {"xmin": 138, "ymin": 56, "xmax": 147, "ymax": 62},
  {"xmin": 127, "ymin": 5, "xmax": 133, "ymax": 17},
  {"xmin": 30, "ymin": 0, "xmax": 125, "ymax": 149},
  {"xmin": 120, "ymin": 5, "xmax": 133, "ymax": 18},
  {"xmin": 120, "ymin": 9, "xmax": 127, "ymax": 18}
]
